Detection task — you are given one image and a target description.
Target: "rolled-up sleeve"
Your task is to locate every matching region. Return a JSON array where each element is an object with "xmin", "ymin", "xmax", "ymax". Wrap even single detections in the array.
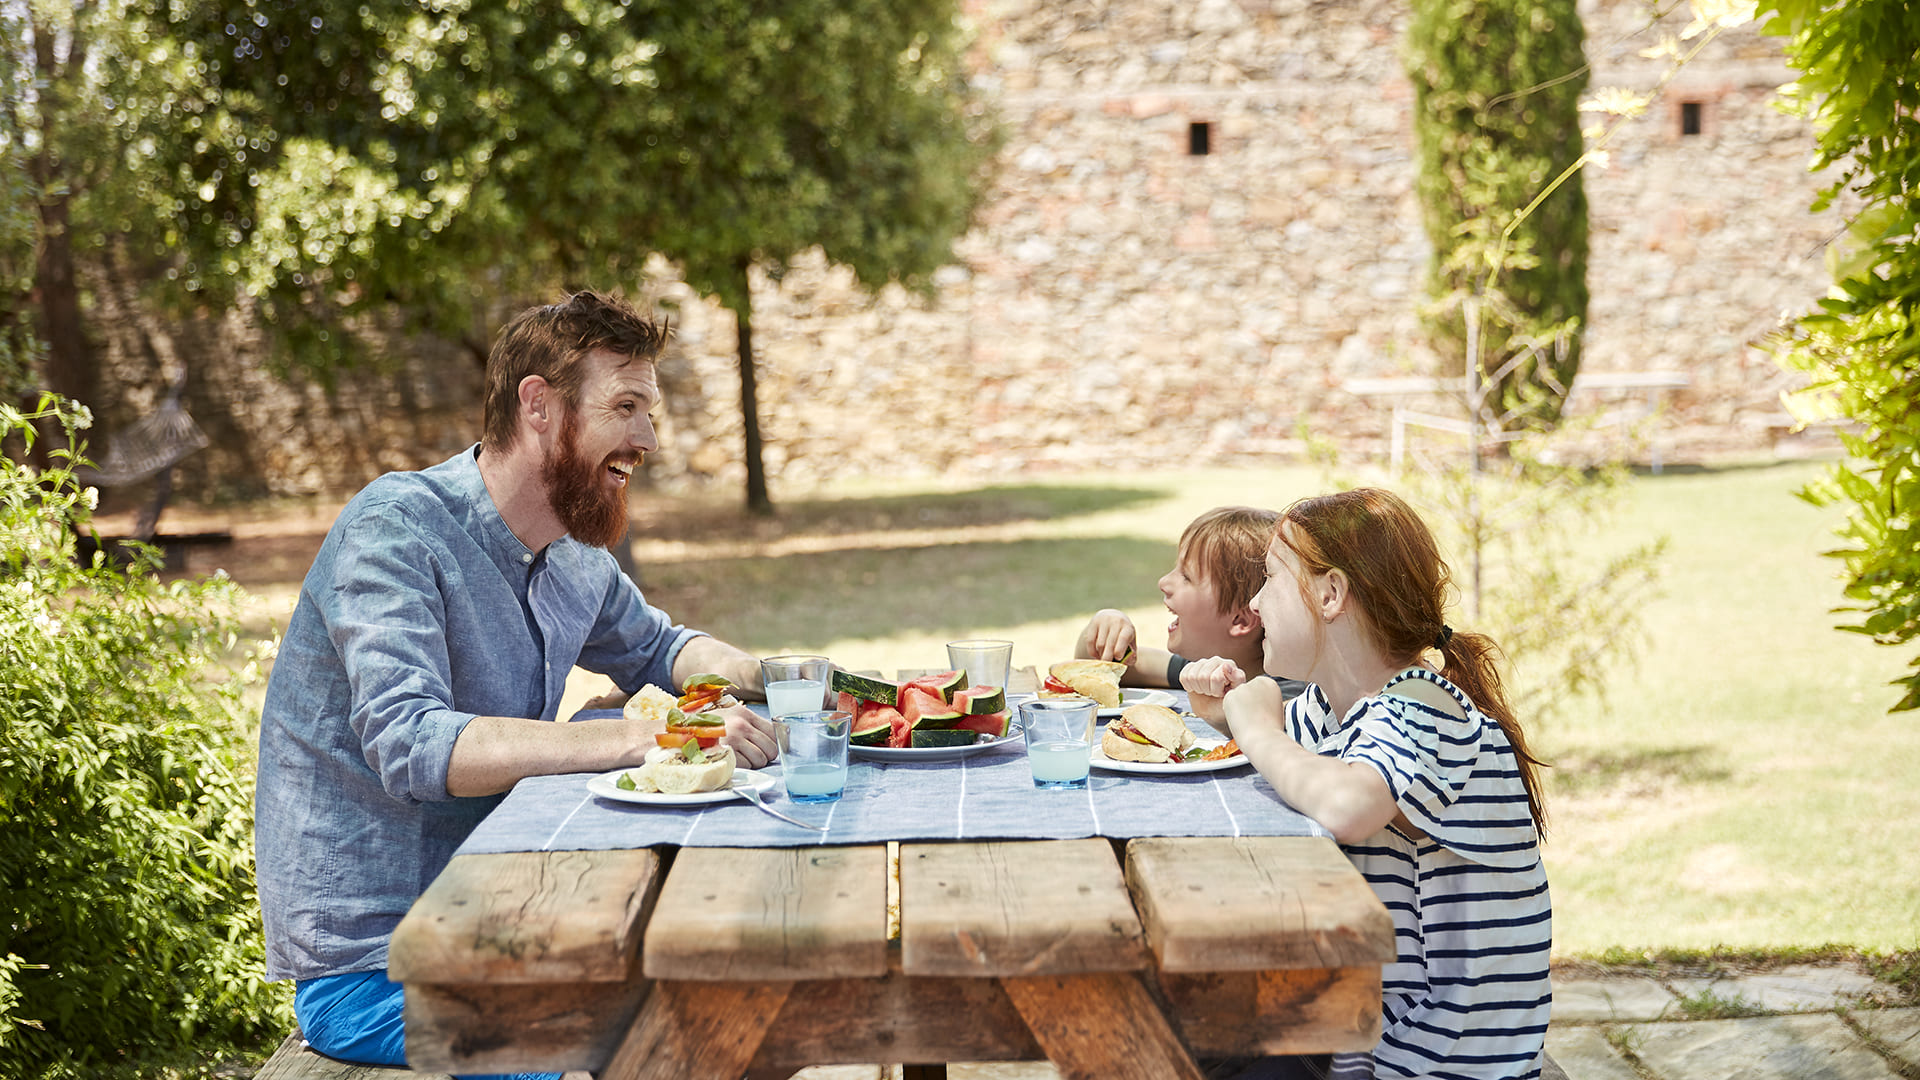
[{"xmin": 322, "ymin": 511, "xmax": 476, "ymax": 803}]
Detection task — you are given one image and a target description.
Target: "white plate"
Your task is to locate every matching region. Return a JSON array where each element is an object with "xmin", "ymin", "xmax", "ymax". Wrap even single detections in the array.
[
  {"xmin": 586, "ymin": 767, "xmax": 777, "ymax": 805},
  {"xmin": 849, "ymin": 725, "xmax": 1024, "ymax": 763},
  {"xmin": 1098, "ymin": 688, "xmax": 1178, "ymax": 719},
  {"xmin": 1089, "ymin": 739, "xmax": 1248, "ymax": 774}
]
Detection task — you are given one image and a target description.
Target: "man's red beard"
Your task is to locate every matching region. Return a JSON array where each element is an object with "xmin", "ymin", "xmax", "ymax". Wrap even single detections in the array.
[{"xmin": 541, "ymin": 409, "xmax": 632, "ymax": 549}]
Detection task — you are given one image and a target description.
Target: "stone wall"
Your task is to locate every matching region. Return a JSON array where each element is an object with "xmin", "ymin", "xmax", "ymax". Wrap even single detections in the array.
[{"xmin": 93, "ymin": 0, "xmax": 1844, "ymax": 503}]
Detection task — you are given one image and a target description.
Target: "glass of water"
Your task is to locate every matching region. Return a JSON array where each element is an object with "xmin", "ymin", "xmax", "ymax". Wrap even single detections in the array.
[
  {"xmin": 946, "ymin": 639, "xmax": 1014, "ymax": 691},
  {"xmin": 778, "ymin": 710, "xmax": 852, "ymax": 803},
  {"xmin": 1018, "ymin": 698, "xmax": 1096, "ymax": 790},
  {"xmin": 761, "ymin": 654, "xmax": 832, "ymax": 718}
]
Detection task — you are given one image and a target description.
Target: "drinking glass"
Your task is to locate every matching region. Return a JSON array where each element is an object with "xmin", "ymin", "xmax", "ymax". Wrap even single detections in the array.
[
  {"xmin": 946, "ymin": 639, "xmax": 1015, "ymax": 691},
  {"xmin": 761, "ymin": 654, "xmax": 832, "ymax": 718},
  {"xmin": 778, "ymin": 710, "xmax": 851, "ymax": 803},
  {"xmin": 1018, "ymin": 698, "xmax": 1095, "ymax": 790}
]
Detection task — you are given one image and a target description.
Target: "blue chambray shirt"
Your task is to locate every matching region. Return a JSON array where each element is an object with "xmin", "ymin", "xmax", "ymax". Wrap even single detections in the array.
[{"xmin": 254, "ymin": 446, "xmax": 702, "ymax": 981}]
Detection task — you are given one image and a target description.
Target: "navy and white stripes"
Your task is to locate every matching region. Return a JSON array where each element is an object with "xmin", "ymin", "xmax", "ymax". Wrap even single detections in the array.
[{"xmin": 1288, "ymin": 671, "xmax": 1552, "ymax": 1080}]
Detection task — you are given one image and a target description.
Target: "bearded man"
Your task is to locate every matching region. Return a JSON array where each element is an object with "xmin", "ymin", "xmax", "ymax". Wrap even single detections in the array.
[{"xmin": 253, "ymin": 291, "xmax": 782, "ymax": 1072}]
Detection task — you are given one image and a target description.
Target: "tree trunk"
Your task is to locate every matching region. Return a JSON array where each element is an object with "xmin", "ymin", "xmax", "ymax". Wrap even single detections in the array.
[
  {"xmin": 734, "ymin": 257, "xmax": 772, "ymax": 516},
  {"xmin": 30, "ymin": 12, "xmax": 97, "ymax": 455}
]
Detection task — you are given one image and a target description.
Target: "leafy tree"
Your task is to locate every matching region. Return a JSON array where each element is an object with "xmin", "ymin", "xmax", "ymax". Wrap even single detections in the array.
[
  {"xmin": 0, "ymin": 396, "xmax": 287, "ymax": 1079},
  {"xmin": 1405, "ymin": 0, "xmax": 1591, "ymax": 428},
  {"xmin": 146, "ymin": 0, "xmax": 994, "ymax": 513},
  {"xmin": 1761, "ymin": 0, "xmax": 1920, "ymax": 710}
]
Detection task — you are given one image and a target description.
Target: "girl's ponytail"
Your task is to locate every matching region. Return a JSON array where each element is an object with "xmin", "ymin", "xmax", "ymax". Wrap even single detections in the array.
[{"xmin": 1436, "ymin": 629, "xmax": 1548, "ymax": 833}]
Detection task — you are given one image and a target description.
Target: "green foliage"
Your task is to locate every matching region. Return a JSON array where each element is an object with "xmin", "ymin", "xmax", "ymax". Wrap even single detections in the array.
[
  {"xmin": 130, "ymin": 0, "xmax": 994, "ymax": 376},
  {"xmin": 0, "ymin": 397, "xmax": 288, "ymax": 1078},
  {"xmin": 1760, "ymin": 0, "xmax": 1920, "ymax": 711},
  {"xmin": 1405, "ymin": 0, "xmax": 1591, "ymax": 427}
]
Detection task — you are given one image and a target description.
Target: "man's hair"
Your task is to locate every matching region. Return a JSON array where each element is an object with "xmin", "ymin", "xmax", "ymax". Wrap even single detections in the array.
[
  {"xmin": 481, "ymin": 290, "xmax": 670, "ymax": 453},
  {"xmin": 1178, "ymin": 506, "xmax": 1281, "ymax": 616}
]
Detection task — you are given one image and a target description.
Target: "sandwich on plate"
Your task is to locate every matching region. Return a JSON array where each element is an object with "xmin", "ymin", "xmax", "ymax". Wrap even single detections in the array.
[
  {"xmin": 1100, "ymin": 703, "xmax": 1198, "ymax": 764},
  {"xmin": 617, "ymin": 738, "xmax": 738, "ymax": 794},
  {"xmin": 1042, "ymin": 659, "xmax": 1126, "ymax": 709}
]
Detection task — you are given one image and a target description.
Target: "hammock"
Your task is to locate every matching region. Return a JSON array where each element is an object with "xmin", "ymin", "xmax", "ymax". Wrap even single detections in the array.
[{"xmin": 77, "ymin": 395, "xmax": 209, "ymax": 487}]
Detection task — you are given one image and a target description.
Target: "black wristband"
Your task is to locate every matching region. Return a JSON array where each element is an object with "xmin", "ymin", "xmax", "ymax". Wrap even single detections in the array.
[{"xmin": 1166, "ymin": 653, "xmax": 1189, "ymax": 687}]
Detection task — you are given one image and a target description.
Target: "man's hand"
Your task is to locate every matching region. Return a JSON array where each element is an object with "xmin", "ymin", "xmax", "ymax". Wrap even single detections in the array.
[
  {"xmin": 716, "ymin": 703, "xmax": 780, "ymax": 768},
  {"xmin": 1179, "ymin": 656, "xmax": 1247, "ymax": 729},
  {"xmin": 1076, "ymin": 609, "xmax": 1139, "ymax": 664}
]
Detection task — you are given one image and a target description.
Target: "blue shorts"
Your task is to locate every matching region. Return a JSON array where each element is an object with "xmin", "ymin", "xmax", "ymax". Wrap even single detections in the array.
[{"xmin": 294, "ymin": 970, "xmax": 558, "ymax": 1080}]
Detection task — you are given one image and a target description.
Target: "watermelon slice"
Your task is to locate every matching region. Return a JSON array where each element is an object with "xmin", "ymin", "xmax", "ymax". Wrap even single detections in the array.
[
  {"xmin": 831, "ymin": 670, "xmax": 900, "ymax": 706},
  {"xmin": 954, "ymin": 685, "xmax": 1006, "ymax": 715},
  {"xmin": 910, "ymin": 729, "xmax": 979, "ymax": 748},
  {"xmin": 901, "ymin": 670, "xmax": 967, "ymax": 704},
  {"xmin": 954, "ymin": 709, "xmax": 1010, "ymax": 739},
  {"xmin": 850, "ymin": 718, "xmax": 892, "ymax": 746},
  {"xmin": 900, "ymin": 686, "xmax": 964, "ymax": 730}
]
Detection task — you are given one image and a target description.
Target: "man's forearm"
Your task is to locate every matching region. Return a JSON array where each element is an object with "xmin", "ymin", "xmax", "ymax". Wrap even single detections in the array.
[
  {"xmin": 446, "ymin": 714, "xmax": 649, "ymax": 797},
  {"xmin": 672, "ymin": 636, "xmax": 765, "ymax": 699}
]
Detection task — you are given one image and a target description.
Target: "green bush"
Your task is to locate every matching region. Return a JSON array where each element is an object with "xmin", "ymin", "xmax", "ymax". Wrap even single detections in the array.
[{"xmin": 0, "ymin": 397, "xmax": 288, "ymax": 1078}]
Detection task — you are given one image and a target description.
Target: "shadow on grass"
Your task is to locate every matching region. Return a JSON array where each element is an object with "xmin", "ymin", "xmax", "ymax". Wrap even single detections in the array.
[
  {"xmin": 1550, "ymin": 745, "xmax": 1733, "ymax": 796},
  {"xmin": 630, "ymin": 484, "xmax": 1167, "ymax": 544},
  {"xmin": 640, "ymin": 534, "xmax": 1175, "ymax": 650}
]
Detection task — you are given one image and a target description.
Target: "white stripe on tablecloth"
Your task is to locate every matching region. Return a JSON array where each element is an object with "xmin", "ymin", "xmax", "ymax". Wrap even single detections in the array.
[
  {"xmin": 540, "ymin": 790, "xmax": 593, "ymax": 851},
  {"xmin": 1208, "ymin": 774, "xmax": 1243, "ymax": 838},
  {"xmin": 955, "ymin": 757, "xmax": 969, "ymax": 839}
]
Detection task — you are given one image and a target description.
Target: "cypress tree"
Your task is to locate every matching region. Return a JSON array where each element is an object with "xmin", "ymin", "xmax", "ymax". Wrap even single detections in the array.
[{"xmin": 1407, "ymin": 0, "xmax": 1591, "ymax": 427}]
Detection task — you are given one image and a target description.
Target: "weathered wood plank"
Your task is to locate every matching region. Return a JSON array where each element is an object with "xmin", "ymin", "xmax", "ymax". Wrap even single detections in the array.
[
  {"xmin": 1126, "ymin": 837, "xmax": 1394, "ymax": 972},
  {"xmin": 643, "ymin": 845, "xmax": 889, "ymax": 981},
  {"xmin": 254, "ymin": 1033, "xmax": 447, "ymax": 1080},
  {"xmin": 1157, "ymin": 967, "xmax": 1384, "ymax": 1055},
  {"xmin": 390, "ymin": 849, "xmax": 661, "ymax": 984},
  {"xmin": 403, "ymin": 976, "xmax": 648, "ymax": 1073},
  {"xmin": 600, "ymin": 979, "xmax": 793, "ymax": 1080},
  {"xmin": 1001, "ymin": 972, "xmax": 1205, "ymax": 1080},
  {"xmin": 749, "ymin": 967, "xmax": 1044, "ymax": 1068},
  {"xmin": 900, "ymin": 839, "xmax": 1148, "ymax": 977}
]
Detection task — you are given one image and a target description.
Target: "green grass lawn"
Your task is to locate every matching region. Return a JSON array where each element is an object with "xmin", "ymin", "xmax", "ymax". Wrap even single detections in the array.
[{"xmin": 601, "ymin": 456, "xmax": 1920, "ymax": 957}]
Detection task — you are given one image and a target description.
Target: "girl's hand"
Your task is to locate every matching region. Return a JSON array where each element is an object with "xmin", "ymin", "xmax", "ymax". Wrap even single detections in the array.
[
  {"xmin": 1221, "ymin": 676, "xmax": 1286, "ymax": 752},
  {"xmin": 1076, "ymin": 609, "xmax": 1139, "ymax": 664},
  {"xmin": 1180, "ymin": 656, "xmax": 1247, "ymax": 729}
]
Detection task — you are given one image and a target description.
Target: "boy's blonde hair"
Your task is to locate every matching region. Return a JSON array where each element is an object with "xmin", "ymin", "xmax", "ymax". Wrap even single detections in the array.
[{"xmin": 1178, "ymin": 506, "xmax": 1281, "ymax": 616}]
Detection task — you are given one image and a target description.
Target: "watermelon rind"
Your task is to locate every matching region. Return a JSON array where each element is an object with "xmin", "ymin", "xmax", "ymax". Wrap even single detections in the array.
[
  {"xmin": 953, "ymin": 710, "xmax": 1010, "ymax": 739},
  {"xmin": 830, "ymin": 669, "xmax": 900, "ymax": 706},
  {"xmin": 955, "ymin": 685, "xmax": 1006, "ymax": 714},
  {"xmin": 925, "ymin": 669, "xmax": 968, "ymax": 702},
  {"xmin": 850, "ymin": 721, "xmax": 891, "ymax": 746},
  {"xmin": 910, "ymin": 729, "xmax": 980, "ymax": 748}
]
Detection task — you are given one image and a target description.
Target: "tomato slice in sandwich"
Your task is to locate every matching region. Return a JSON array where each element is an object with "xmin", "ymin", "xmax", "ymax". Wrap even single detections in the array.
[
  {"xmin": 656, "ymin": 731, "xmax": 723, "ymax": 750},
  {"xmin": 1043, "ymin": 675, "xmax": 1078, "ymax": 695}
]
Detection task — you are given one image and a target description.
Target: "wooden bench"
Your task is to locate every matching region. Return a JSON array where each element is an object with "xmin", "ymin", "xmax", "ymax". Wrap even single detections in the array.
[
  {"xmin": 1343, "ymin": 370, "xmax": 1691, "ymax": 473},
  {"xmin": 254, "ymin": 1032, "xmax": 448, "ymax": 1080},
  {"xmin": 393, "ymin": 836, "xmax": 1392, "ymax": 1078}
]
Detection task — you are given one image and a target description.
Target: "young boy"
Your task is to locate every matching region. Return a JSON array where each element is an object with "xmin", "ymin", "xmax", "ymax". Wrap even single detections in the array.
[{"xmin": 1076, "ymin": 505, "xmax": 1301, "ymax": 697}]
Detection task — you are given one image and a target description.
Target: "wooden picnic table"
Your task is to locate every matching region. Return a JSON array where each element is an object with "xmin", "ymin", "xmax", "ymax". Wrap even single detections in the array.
[{"xmin": 389, "ymin": 834, "xmax": 1394, "ymax": 1079}]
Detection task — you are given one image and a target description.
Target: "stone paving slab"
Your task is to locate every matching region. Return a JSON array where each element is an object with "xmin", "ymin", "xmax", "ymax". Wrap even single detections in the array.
[
  {"xmin": 1668, "ymin": 964, "xmax": 1899, "ymax": 1013},
  {"xmin": 1544, "ymin": 1027, "xmax": 1640, "ymax": 1080},
  {"xmin": 1851, "ymin": 1007, "xmax": 1920, "ymax": 1071},
  {"xmin": 1627, "ymin": 1014, "xmax": 1903, "ymax": 1080},
  {"xmin": 1553, "ymin": 976, "xmax": 1681, "ymax": 1022}
]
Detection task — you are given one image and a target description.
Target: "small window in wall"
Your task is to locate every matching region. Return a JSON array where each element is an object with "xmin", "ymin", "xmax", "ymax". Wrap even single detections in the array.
[
  {"xmin": 1680, "ymin": 102, "xmax": 1702, "ymax": 136},
  {"xmin": 1188, "ymin": 121, "xmax": 1211, "ymax": 156}
]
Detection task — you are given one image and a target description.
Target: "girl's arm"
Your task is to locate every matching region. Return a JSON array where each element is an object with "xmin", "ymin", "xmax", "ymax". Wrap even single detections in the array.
[{"xmin": 1222, "ymin": 678, "xmax": 1401, "ymax": 845}]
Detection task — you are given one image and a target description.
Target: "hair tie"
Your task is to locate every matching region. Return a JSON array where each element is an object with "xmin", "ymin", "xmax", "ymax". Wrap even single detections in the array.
[{"xmin": 1434, "ymin": 626, "xmax": 1454, "ymax": 650}]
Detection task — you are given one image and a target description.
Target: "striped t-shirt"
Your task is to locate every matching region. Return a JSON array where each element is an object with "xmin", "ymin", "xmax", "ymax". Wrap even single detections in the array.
[{"xmin": 1286, "ymin": 669, "xmax": 1552, "ymax": 1080}]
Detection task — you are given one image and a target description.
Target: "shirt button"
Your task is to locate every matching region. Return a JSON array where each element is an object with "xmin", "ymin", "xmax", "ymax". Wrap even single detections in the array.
[{"xmin": 521, "ymin": 553, "xmax": 532, "ymax": 564}]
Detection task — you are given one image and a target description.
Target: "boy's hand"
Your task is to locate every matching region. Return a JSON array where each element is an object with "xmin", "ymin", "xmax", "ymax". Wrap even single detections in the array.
[
  {"xmin": 1180, "ymin": 656, "xmax": 1247, "ymax": 727},
  {"xmin": 1076, "ymin": 609, "xmax": 1139, "ymax": 664}
]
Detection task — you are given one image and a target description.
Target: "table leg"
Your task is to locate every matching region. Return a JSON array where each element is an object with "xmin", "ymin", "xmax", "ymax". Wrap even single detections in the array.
[
  {"xmin": 600, "ymin": 979, "xmax": 794, "ymax": 1080},
  {"xmin": 1000, "ymin": 972, "xmax": 1206, "ymax": 1080}
]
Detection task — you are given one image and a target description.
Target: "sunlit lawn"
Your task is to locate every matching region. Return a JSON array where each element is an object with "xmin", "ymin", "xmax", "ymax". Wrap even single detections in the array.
[{"xmin": 545, "ymin": 455, "xmax": 1920, "ymax": 957}]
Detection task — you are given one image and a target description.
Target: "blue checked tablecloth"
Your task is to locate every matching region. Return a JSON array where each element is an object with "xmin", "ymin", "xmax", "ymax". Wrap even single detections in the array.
[{"xmin": 454, "ymin": 697, "xmax": 1330, "ymax": 855}]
